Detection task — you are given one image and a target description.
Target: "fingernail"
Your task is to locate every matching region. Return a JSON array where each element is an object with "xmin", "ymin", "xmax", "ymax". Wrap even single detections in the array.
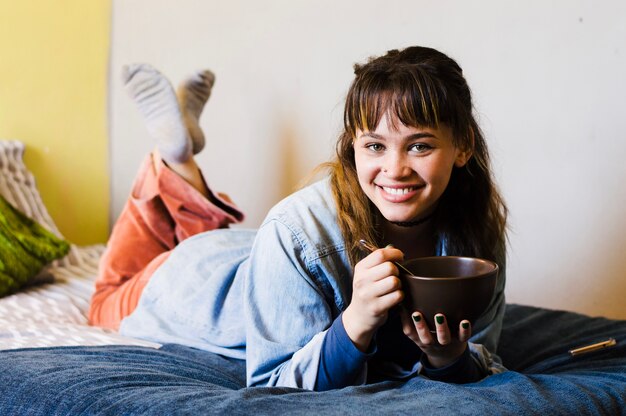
[
  {"xmin": 412, "ymin": 314, "xmax": 421, "ymax": 323},
  {"xmin": 462, "ymin": 321, "xmax": 470, "ymax": 329},
  {"xmin": 435, "ymin": 315, "xmax": 445, "ymax": 325},
  {"xmin": 385, "ymin": 244, "xmax": 394, "ymax": 248}
]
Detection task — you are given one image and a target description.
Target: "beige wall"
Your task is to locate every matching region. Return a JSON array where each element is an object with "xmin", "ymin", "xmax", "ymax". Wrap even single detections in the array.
[
  {"xmin": 0, "ymin": 1, "xmax": 111, "ymax": 245},
  {"xmin": 110, "ymin": 0, "xmax": 626, "ymax": 319}
]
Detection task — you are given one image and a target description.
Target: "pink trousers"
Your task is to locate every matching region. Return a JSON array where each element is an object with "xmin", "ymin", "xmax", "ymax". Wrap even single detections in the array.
[{"xmin": 88, "ymin": 154, "xmax": 244, "ymax": 330}]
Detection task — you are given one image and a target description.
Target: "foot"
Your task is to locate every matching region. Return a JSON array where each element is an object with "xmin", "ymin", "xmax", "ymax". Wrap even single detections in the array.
[
  {"xmin": 177, "ymin": 69, "xmax": 215, "ymax": 155},
  {"xmin": 122, "ymin": 64, "xmax": 192, "ymax": 164}
]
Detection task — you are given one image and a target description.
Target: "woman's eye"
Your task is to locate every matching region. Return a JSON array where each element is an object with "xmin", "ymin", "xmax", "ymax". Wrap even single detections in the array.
[
  {"xmin": 366, "ymin": 143, "xmax": 384, "ymax": 152},
  {"xmin": 409, "ymin": 143, "xmax": 432, "ymax": 153}
]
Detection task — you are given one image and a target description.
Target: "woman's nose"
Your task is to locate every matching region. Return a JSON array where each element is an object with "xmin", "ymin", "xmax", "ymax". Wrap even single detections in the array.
[{"xmin": 382, "ymin": 152, "xmax": 411, "ymax": 177}]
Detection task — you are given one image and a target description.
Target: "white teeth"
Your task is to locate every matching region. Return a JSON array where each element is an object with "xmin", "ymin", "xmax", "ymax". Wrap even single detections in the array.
[{"xmin": 382, "ymin": 186, "xmax": 415, "ymax": 195}]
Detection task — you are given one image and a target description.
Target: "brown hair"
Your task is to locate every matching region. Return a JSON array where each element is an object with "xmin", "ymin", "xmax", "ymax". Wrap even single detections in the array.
[{"xmin": 328, "ymin": 46, "xmax": 508, "ymax": 265}]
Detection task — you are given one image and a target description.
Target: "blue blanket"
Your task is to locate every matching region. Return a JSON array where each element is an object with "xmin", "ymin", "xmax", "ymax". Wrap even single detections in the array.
[{"xmin": 2, "ymin": 304, "xmax": 625, "ymax": 415}]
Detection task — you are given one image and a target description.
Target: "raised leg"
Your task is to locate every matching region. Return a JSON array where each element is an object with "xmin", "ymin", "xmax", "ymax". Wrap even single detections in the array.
[{"xmin": 89, "ymin": 153, "xmax": 244, "ymax": 330}]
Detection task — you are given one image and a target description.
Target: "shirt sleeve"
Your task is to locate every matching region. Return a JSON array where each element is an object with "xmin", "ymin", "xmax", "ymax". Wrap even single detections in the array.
[
  {"xmin": 420, "ymin": 346, "xmax": 487, "ymax": 383},
  {"xmin": 315, "ymin": 313, "xmax": 376, "ymax": 391},
  {"xmin": 244, "ymin": 218, "xmax": 359, "ymax": 389}
]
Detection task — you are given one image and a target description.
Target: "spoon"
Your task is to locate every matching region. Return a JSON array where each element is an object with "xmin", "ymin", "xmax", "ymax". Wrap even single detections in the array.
[{"xmin": 358, "ymin": 239, "xmax": 413, "ymax": 276}]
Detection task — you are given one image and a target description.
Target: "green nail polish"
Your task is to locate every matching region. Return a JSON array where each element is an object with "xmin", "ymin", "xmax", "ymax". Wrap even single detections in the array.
[
  {"xmin": 462, "ymin": 322, "xmax": 470, "ymax": 329},
  {"xmin": 412, "ymin": 314, "xmax": 421, "ymax": 323},
  {"xmin": 435, "ymin": 315, "xmax": 444, "ymax": 325}
]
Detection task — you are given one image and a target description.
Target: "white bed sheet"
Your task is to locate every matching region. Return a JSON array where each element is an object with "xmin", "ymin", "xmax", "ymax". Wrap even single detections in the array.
[
  {"xmin": 0, "ymin": 139, "xmax": 159, "ymax": 351},
  {"xmin": 0, "ymin": 244, "xmax": 159, "ymax": 351}
]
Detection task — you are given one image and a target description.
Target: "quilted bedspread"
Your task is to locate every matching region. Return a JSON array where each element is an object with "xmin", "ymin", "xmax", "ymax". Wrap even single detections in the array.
[{"xmin": 1, "ymin": 304, "xmax": 625, "ymax": 415}]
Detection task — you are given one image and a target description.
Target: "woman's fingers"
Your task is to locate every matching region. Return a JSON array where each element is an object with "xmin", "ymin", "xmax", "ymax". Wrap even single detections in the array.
[
  {"xmin": 354, "ymin": 277, "xmax": 403, "ymax": 316},
  {"xmin": 406, "ymin": 312, "xmax": 472, "ymax": 346},
  {"xmin": 400, "ymin": 308, "xmax": 415, "ymax": 337},
  {"xmin": 375, "ymin": 274, "xmax": 402, "ymax": 295},
  {"xmin": 458, "ymin": 320, "xmax": 471, "ymax": 342},
  {"xmin": 411, "ymin": 312, "xmax": 434, "ymax": 345},
  {"xmin": 402, "ymin": 312, "xmax": 472, "ymax": 368},
  {"xmin": 408, "ymin": 312, "xmax": 455, "ymax": 346},
  {"xmin": 373, "ymin": 282, "xmax": 404, "ymax": 311},
  {"xmin": 355, "ymin": 274, "xmax": 401, "ymax": 302},
  {"xmin": 354, "ymin": 262, "xmax": 395, "ymax": 286},
  {"xmin": 434, "ymin": 314, "xmax": 451, "ymax": 345},
  {"xmin": 357, "ymin": 248, "xmax": 404, "ymax": 272}
]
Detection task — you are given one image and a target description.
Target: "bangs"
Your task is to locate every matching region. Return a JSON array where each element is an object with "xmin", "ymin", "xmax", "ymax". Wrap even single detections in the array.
[{"xmin": 345, "ymin": 67, "xmax": 463, "ymax": 135}]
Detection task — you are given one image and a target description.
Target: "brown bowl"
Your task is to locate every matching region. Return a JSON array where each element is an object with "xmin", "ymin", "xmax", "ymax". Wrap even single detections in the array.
[{"xmin": 400, "ymin": 256, "xmax": 499, "ymax": 332}]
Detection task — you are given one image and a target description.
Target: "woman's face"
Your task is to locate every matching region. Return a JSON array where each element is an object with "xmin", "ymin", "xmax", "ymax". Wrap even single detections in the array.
[{"xmin": 353, "ymin": 114, "xmax": 470, "ymax": 224}]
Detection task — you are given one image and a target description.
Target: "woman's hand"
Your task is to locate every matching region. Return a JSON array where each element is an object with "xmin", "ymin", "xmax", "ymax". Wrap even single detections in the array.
[
  {"xmin": 343, "ymin": 247, "xmax": 405, "ymax": 352},
  {"xmin": 400, "ymin": 309, "xmax": 472, "ymax": 368}
]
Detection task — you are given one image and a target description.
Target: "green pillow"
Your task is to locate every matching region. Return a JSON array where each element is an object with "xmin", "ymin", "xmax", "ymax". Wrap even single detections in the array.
[{"xmin": 0, "ymin": 193, "xmax": 70, "ymax": 297}]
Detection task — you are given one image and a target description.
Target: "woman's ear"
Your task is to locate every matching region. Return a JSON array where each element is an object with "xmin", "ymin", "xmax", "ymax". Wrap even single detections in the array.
[
  {"xmin": 454, "ymin": 148, "xmax": 472, "ymax": 167},
  {"xmin": 454, "ymin": 130, "xmax": 474, "ymax": 167}
]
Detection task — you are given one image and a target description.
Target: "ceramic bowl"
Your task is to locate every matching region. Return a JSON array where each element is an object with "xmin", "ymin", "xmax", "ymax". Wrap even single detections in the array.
[{"xmin": 400, "ymin": 256, "xmax": 499, "ymax": 331}]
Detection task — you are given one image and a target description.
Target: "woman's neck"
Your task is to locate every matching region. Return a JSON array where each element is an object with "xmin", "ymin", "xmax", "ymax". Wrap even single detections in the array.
[{"xmin": 381, "ymin": 219, "xmax": 436, "ymax": 260}]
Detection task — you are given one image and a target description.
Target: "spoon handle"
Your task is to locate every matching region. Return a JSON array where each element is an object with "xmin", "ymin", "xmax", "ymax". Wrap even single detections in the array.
[{"xmin": 358, "ymin": 239, "xmax": 413, "ymax": 276}]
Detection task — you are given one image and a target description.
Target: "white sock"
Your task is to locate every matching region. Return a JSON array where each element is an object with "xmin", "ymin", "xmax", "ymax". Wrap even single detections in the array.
[
  {"xmin": 177, "ymin": 69, "xmax": 215, "ymax": 155},
  {"xmin": 122, "ymin": 64, "xmax": 192, "ymax": 163}
]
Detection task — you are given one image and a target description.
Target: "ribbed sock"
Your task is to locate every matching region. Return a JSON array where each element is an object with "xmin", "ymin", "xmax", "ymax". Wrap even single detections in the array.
[
  {"xmin": 177, "ymin": 69, "xmax": 215, "ymax": 155},
  {"xmin": 122, "ymin": 64, "xmax": 192, "ymax": 164}
]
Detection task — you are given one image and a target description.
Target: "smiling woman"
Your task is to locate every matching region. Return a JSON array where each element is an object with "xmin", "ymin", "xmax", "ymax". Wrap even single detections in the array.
[
  {"xmin": 0, "ymin": 3, "xmax": 624, "ymax": 412},
  {"xmin": 331, "ymin": 46, "xmax": 506, "ymax": 268},
  {"xmin": 328, "ymin": 46, "xmax": 507, "ymax": 376},
  {"xmin": 1, "ymin": 134, "xmax": 624, "ymax": 412},
  {"xmin": 353, "ymin": 121, "xmax": 470, "ymax": 229},
  {"xmin": 84, "ymin": 45, "xmax": 511, "ymax": 392}
]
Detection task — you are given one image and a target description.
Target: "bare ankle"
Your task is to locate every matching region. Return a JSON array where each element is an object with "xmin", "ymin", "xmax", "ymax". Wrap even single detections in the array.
[{"xmin": 165, "ymin": 158, "xmax": 209, "ymax": 198}]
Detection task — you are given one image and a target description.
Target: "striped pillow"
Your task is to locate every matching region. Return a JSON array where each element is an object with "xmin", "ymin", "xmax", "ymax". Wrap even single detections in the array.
[
  {"xmin": 0, "ymin": 140, "xmax": 80, "ymax": 271},
  {"xmin": 0, "ymin": 192, "xmax": 70, "ymax": 296},
  {"xmin": 0, "ymin": 141, "xmax": 60, "ymax": 233}
]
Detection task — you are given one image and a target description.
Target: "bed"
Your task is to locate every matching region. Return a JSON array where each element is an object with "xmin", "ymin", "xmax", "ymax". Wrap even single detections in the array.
[{"xmin": 1, "ymin": 139, "xmax": 625, "ymax": 415}]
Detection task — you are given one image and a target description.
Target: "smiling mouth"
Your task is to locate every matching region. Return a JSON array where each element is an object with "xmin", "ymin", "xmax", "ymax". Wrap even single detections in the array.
[{"xmin": 379, "ymin": 186, "xmax": 418, "ymax": 195}]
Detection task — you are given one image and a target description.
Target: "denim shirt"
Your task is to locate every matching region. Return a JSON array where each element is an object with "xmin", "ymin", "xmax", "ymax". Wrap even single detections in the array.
[{"xmin": 120, "ymin": 178, "xmax": 506, "ymax": 390}]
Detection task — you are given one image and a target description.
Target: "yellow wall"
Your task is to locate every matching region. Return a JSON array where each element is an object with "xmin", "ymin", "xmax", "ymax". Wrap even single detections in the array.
[{"xmin": 0, "ymin": 1, "xmax": 110, "ymax": 244}]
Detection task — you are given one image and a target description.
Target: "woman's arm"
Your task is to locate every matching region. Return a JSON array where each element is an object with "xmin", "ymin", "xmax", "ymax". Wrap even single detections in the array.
[{"xmin": 244, "ymin": 218, "xmax": 358, "ymax": 389}]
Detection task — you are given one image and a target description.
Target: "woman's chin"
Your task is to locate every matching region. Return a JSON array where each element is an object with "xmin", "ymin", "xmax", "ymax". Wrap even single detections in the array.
[
  {"xmin": 382, "ymin": 214, "xmax": 416, "ymax": 224},
  {"xmin": 382, "ymin": 209, "xmax": 435, "ymax": 226}
]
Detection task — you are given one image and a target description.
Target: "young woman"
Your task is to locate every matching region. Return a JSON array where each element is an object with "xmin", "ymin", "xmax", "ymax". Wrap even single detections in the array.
[{"xmin": 90, "ymin": 45, "xmax": 508, "ymax": 391}]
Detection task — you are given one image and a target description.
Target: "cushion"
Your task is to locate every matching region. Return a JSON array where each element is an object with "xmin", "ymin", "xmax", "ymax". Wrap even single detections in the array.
[
  {"xmin": 0, "ymin": 140, "xmax": 75, "ymax": 296},
  {"xmin": 0, "ymin": 141, "xmax": 59, "ymax": 233},
  {"xmin": 0, "ymin": 193, "xmax": 70, "ymax": 296}
]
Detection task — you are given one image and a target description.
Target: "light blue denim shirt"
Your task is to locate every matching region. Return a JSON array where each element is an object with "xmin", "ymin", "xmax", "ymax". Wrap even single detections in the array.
[{"xmin": 121, "ymin": 178, "xmax": 506, "ymax": 390}]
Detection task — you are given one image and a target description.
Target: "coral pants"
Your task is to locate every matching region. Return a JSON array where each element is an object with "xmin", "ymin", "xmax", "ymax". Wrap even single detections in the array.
[{"xmin": 88, "ymin": 154, "xmax": 244, "ymax": 330}]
